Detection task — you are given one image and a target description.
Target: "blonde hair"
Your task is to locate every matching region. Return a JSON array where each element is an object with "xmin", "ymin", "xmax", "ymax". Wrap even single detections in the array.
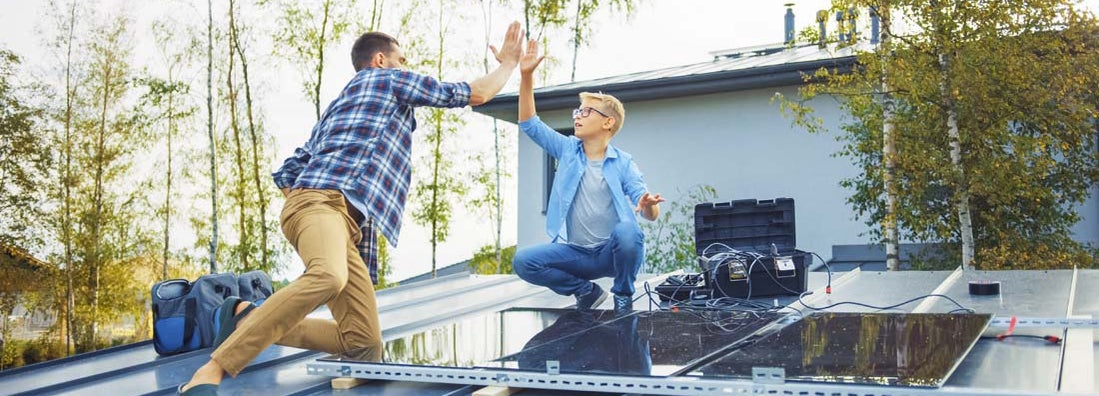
[{"xmin": 579, "ymin": 91, "xmax": 625, "ymax": 134}]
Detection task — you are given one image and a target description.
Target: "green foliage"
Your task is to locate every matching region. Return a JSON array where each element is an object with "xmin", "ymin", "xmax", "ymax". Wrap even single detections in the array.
[
  {"xmin": 521, "ymin": 0, "xmax": 641, "ymax": 82},
  {"xmin": 137, "ymin": 40, "xmax": 197, "ymax": 280},
  {"xmin": 221, "ymin": 0, "xmax": 286, "ymax": 274},
  {"xmin": 522, "ymin": 0, "xmax": 638, "ymax": 42},
  {"xmin": 0, "ymin": 48, "xmax": 50, "ymax": 254},
  {"xmin": 464, "ymin": 138, "xmax": 513, "ymax": 272},
  {"xmin": 375, "ymin": 235, "xmax": 397, "ymax": 290},
  {"xmin": 405, "ymin": 0, "xmax": 473, "ymax": 278},
  {"xmin": 1, "ymin": 338, "xmax": 67, "ymax": 370},
  {"xmin": 262, "ymin": 0, "xmax": 362, "ymax": 120},
  {"xmin": 779, "ymin": 0, "xmax": 1099, "ymax": 269},
  {"xmin": 640, "ymin": 185, "xmax": 718, "ymax": 275},
  {"xmin": 469, "ymin": 244, "xmax": 516, "ymax": 275},
  {"xmin": 0, "ymin": 49, "xmax": 50, "ymax": 251}
]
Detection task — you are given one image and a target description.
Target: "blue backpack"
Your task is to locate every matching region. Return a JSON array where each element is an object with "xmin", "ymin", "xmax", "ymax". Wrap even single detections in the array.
[{"xmin": 151, "ymin": 271, "xmax": 273, "ymax": 356}]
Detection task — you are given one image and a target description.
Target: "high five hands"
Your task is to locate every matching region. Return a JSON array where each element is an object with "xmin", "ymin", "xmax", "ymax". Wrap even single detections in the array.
[
  {"xmin": 520, "ymin": 39, "xmax": 545, "ymax": 74},
  {"xmin": 488, "ymin": 22, "xmax": 547, "ymax": 75},
  {"xmin": 490, "ymin": 21, "xmax": 524, "ymax": 67}
]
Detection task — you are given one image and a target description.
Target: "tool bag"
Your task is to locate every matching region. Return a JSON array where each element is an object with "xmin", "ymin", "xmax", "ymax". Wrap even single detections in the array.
[
  {"xmin": 150, "ymin": 270, "xmax": 274, "ymax": 356},
  {"xmin": 236, "ymin": 270, "xmax": 274, "ymax": 306}
]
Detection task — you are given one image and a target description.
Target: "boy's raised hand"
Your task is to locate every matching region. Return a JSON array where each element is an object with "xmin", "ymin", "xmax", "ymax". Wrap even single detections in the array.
[
  {"xmin": 490, "ymin": 21, "xmax": 524, "ymax": 67},
  {"xmin": 520, "ymin": 39, "xmax": 545, "ymax": 75}
]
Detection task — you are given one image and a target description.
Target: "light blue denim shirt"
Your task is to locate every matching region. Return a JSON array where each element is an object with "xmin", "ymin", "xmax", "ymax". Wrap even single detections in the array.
[{"xmin": 519, "ymin": 115, "xmax": 648, "ymax": 242}]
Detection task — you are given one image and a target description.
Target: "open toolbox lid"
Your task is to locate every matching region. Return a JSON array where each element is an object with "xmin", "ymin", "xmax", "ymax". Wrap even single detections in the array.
[{"xmin": 693, "ymin": 197, "xmax": 796, "ymax": 256}]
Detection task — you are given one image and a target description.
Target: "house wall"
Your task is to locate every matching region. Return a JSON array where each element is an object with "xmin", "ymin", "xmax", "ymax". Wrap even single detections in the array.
[{"xmin": 515, "ymin": 85, "xmax": 1099, "ymax": 263}]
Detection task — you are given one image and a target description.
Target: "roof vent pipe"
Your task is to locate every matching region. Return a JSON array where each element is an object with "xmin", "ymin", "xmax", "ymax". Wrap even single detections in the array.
[
  {"xmin": 835, "ymin": 10, "xmax": 846, "ymax": 42},
  {"xmin": 847, "ymin": 8, "xmax": 858, "ymax": 43},
  {"xmin": 870, "ymin": 6, "xmax": 880, "ymax": 44},
  {"xmin": 817, "ymin": 10, "xmax": 828, "ymax": 48},
  {"xmin": 784, "ymin": 3, "xmax": 796, "ymax": 45}
]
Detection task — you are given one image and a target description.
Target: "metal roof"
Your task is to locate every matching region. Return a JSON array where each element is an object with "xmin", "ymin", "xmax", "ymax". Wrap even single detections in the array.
[
  {"xmin": 473, "ymin": 43, "xmax": 870, "ymax": 123},
  {"xmin": 0, "ymin": 241, "xmax": 53, "ymax": 273},
  {"xmin": 2, "ymin": 268, "xmax": 1095, "ymax": 395}
]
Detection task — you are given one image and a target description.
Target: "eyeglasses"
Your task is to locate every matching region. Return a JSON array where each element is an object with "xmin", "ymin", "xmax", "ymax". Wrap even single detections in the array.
[{"xmin": 572, "ymin": 106, "xmax": 610, "ymax": 119}]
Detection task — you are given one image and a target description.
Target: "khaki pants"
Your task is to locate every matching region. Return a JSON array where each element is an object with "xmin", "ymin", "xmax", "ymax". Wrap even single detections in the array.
[{"xmin": 211, "ymin": 189, "xmax": 383, "ymax": 376}]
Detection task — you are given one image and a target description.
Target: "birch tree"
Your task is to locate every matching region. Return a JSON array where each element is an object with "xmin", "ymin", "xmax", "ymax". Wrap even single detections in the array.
[
  {"xmin": 782, "ymin": 0, "xmax": 1099, "ymax": 269},
  {"xmin": 264, "ymin": 0, "xmax": 361, "ymax": 120}
]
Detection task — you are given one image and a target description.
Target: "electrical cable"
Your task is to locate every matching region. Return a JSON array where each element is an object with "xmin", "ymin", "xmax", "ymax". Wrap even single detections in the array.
[
  {"xmin": 981, "ymin": 334, "xmax": 1062, "ymax": 344},
  {"xmin": 796, "ymin": 290, "xmax": 975, "ymax": 313},
  {"xmin": 651, "ymin": 243, "xmax": 976, "ymax": 326}
]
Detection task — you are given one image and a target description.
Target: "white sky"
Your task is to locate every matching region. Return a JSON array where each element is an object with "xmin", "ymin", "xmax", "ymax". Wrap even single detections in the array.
[{"xmin": 2, "ymin": 0, "xmax": 1095, "ymax": 282}]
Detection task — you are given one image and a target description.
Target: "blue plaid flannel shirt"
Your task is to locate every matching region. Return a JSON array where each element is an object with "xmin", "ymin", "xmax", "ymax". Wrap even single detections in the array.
[{"xmin": 272, "ymin": 68, "xmax": 471, "ymax": 283}]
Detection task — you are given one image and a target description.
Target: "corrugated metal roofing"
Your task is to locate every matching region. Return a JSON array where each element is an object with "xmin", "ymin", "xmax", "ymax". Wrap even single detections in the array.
[
  {"xmin": 0, "ymin": 272, "xmax": 662, "ymax": 395},
  {"xmin": 2, "ymin": 268, "xmax": 1095, "ymax": 395}
]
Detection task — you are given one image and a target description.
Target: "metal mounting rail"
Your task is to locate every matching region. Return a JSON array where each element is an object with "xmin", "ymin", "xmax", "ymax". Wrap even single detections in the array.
[
  {"xmin": 989, "ymin": 316, "xmax": 1099, "ymax": 328},
  {"xmin": 306, "ymin": 360, "xmax": 1054, "ymax": 396}
]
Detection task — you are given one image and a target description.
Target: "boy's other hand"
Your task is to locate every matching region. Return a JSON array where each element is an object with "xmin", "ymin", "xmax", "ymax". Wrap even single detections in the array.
[
  {"xmin": 634, "ymin": 193, "xmax": 665, "ymax": 212},
  {"xmin": 489, "ymin": 21, "xmax": 523, "ymax": 67},
  {"xmin": 520, "ymin": 39, "xmax": 545, "ymax": 75}
]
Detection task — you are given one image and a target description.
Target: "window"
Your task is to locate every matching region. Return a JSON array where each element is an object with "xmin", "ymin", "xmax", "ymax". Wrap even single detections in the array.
[{"xmin": 542, "ymin": 128, "xmax": 574, "ymax": 214}]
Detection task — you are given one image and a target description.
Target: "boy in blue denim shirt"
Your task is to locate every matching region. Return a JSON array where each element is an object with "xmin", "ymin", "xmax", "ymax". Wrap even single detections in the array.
[{"xmin": 512, "ymin": 39, "xmax": 664, "ymax": 313}]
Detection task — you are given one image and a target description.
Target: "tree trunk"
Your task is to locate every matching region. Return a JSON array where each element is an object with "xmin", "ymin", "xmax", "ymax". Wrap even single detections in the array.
[
  {"xmin": 430, "ymin": 123, "xmax": 441, "ymax": 279},
  {"xmin": 313, "ymin": 0, "xmax": 332, "ymax": 121},
  {"xmin": 880, "ymin": 6, "xmax": 900, "ymax": 271},
  {"xmin": 939, "ymin": 52, "xmax": 975, "ymax": 270},
  {"xmin": 231, "ymin": 11, "xmax": 269, "ymax": 270},
  {"xmin": 430, "ymin": 108, "xmax": 441, "ymax": 278},
  {"xmin": 570, "ymin": 0, "xmax": 581, "ymax": 82},
  {"xmin": 369, "ymin": 0, "xmax": 384, "ymax": 30},
  {"xmin": 494, "ymin": 118, "xmax": 502, "ymax": 273},
  {"xmin": 90, "ymin": 51, "xmax": 115, "ymax": 349},
  {"xmin": 206, "ymin": 0, "xmax": 219, "ymax": 274},
  {"xmin": 227, "ymin": 0, "xmax": 250, "ymax": 271},
  {"xmin": 61, "ymin": 0, "xmax": 77, "ymax": 355},
  {"xmin": 480, "ymin": 0, "xmax": 503, "ymax": 272},
  {"xmin": 163, "ymin": 71, "xmax": 174, "ymax": 280},
  {"xmin": 429, "ymin": 2, "xmax": 446, "ymax": 279}
]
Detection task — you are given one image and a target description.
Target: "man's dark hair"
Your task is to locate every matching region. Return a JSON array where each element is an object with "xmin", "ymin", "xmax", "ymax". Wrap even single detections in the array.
[{"xmin": 351, "ymin": 32, "xmax": 399, "ymax": 71}]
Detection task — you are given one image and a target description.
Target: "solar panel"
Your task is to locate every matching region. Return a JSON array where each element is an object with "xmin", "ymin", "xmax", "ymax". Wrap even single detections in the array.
[
  {"xmin": 485, "ymin": 310, "xmax": 781, "ymax": 376},
  {"xmin": 688, "ymin": 312, "xmax": 991, "ymax": 387},
  {"xmin": 319, "ymin": 308, "xmax": 624, "ymax": 367}
]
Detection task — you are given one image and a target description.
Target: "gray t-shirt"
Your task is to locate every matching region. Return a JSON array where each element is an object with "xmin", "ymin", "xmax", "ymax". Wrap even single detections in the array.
[{"xmin": 567, "ymin": 159, "xmax": 619, "ymax": 248}]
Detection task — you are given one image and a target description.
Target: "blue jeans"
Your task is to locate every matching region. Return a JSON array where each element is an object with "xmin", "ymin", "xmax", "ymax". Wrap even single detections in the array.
[{"xmin": 513, "ymin": 222, "xmax": 644, "ymax": 297}]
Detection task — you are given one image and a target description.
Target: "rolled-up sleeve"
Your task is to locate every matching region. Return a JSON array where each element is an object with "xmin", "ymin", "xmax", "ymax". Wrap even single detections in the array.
[
  {"xmin": 272, "ymin": 146, "xmax": 311, "ymax": 188},
  {"xmin": 390, "ymin": 70, "xmax": 471, "ymax": 108}
]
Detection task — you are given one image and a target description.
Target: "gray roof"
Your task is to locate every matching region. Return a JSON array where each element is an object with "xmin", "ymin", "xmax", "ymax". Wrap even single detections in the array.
[
  {"xmin": 473, "ymin": 43, "xmax": 870, "ymax": 123},
  {"xmin": 2, "ymin": 267, "xmax": 1095, "ymax": 394},
  {"xmin": 397, "ymin": 259, "xmax": 473, "ymax": 285}
]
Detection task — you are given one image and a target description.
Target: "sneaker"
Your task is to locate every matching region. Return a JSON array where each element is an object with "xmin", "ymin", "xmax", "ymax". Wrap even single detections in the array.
[
  {"xmin": 613, "ymin": 294, "xmax": 633, "ymax": 315},
  {"xmin": 575, "ymin": 283, "xmax": 608, "ymax": 311}
]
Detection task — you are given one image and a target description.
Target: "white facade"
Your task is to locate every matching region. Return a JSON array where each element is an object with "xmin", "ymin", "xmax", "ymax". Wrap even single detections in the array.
[
  {"xmin": 512, "ymin": 85, "xmax": 1099, "ymax": 260},
  {"xmin": 516, "ymin": 85, "xmax": 864, "ymax": 259}
]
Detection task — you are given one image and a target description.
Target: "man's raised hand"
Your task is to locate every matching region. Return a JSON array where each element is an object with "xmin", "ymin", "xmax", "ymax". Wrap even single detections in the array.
[{"xmin": 489, "ymin": 21, "xmax": 523, "ymax": 67}]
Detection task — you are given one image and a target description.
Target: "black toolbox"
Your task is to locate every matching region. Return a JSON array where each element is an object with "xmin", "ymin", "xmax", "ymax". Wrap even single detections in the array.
[{"xmin": 694, "ymin": 198, "xmax": 809, "ymax": 299}]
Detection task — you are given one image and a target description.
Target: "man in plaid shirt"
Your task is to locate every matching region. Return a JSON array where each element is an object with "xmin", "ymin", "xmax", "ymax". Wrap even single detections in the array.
[{"xmin": 179, "ymin": 22, "xmax": 525, "ymax": 395}]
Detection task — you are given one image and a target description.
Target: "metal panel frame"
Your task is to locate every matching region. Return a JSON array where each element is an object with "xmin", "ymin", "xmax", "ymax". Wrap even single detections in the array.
[{"xmin": 306, "ymin": 360, "xmax": 1054, "ymax": 396}]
